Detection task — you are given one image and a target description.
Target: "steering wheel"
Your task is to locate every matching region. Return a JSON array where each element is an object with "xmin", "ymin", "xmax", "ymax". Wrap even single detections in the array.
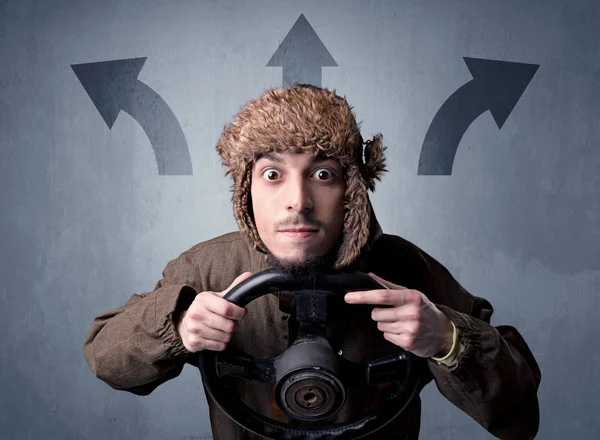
[{"xmin": 196, "ymin": 269, "xmax": 425, "ymax": 440}]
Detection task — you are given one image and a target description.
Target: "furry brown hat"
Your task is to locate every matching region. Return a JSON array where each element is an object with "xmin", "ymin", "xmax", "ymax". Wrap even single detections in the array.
[{"xmin": 216, "ymin": 84, "xmax": 387, "ymax": 269}]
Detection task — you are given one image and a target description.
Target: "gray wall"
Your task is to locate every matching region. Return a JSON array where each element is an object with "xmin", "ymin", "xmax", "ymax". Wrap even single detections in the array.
[{"xmin": 1, "ymin": 0, "xmax": 598, "ymax": 438}]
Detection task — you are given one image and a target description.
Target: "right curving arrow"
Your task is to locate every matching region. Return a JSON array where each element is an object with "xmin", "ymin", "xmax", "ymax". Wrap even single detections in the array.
[{"xmin": 418, "ymin": 57, "xmax": 539, "ymax": 175}]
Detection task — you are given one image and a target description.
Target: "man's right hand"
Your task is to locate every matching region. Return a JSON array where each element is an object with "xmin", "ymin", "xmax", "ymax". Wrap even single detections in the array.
[{"xmin": 176, "ymin": 272, "xmax": 252, "ymax": 352}]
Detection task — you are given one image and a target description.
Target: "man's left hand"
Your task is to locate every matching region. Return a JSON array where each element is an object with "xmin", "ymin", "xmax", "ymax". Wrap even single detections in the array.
[{"xmin": 344, "ymin": 272, "xmax": 454, "ymax": 359}]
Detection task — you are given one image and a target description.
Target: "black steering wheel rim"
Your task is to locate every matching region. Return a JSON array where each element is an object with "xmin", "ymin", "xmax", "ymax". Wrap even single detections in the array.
[{"xmin": 196, "ymin": 269, "xmax": 425, "ymax": 440}]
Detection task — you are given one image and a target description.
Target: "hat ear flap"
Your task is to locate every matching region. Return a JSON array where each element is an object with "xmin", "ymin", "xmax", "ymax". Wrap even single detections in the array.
[
  {"xmin": 233, "ymin": 163, "xmax": 268, "ymax": 253},
  {"xmin": 334, "ymin": 165, "xmax": 370, "ymax": 269},
  {"xmin": 362, "ymin": 134, "xmax": 387, "ymax": 191}
]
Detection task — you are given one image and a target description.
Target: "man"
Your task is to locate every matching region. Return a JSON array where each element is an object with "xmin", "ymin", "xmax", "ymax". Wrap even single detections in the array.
[{"xmin": 84, "ymin": 84, "xmax": 541, "ymax": 439}]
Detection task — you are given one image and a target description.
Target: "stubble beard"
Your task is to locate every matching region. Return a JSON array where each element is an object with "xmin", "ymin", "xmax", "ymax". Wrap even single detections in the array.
[{"xmin": 266, "ymin": 245, "xmax": 340, "ymax": 279}]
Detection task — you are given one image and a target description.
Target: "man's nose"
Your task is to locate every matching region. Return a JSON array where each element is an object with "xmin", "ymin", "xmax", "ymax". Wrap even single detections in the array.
[{"xmin": 285, "ymin": 176, "xmax": 313, "ymax": 213}]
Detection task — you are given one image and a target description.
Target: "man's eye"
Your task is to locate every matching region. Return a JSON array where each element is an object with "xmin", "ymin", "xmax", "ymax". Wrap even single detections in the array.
[
  {"xmin": 313, "ymin": 168, "xmax": 334, "ymax": 180},
  {"xmin": 263, "ymin": 169, "xmax": 280, "ymax": 181}
]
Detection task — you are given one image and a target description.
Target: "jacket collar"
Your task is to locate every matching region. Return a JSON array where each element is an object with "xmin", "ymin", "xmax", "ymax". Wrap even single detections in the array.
[
  {"xmin": 346, "ymin": 199, "xmax": 382, "ymax": 273},
  {"xmin": 365, "ymin": 199, "xmax": 383, "ymax": 250}
]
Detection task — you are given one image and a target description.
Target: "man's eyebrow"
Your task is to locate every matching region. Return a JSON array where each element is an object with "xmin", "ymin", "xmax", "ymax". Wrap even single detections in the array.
[
  {"xmin": 257, "ymin": 152, "xmax": 282, "ymax": 163},
  {"xmin": 309, "ymin": 153, "xmax": 334, "ymax": 164}
]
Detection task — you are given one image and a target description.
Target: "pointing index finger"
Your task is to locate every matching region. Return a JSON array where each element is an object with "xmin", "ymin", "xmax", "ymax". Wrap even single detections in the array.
[{"xmin": 344, "ymin": 289, "xmax": 409, "ymax": 306}]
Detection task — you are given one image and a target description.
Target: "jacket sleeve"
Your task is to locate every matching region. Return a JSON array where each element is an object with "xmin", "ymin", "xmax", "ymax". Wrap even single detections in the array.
[
  {"xmin": 423, "ymin": 255, "xmax": 541, "ymax": 440},
  {"xmin": 83, "ymin": 253, "xmax": 201, "ymax": 396}
]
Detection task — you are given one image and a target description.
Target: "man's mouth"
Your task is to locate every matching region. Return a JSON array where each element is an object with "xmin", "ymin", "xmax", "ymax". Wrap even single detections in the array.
[
  {"xmin": 279, "ymin": 226, "xmax": 319, "ymax": 238},
  {"xmin": 280, "ymin": 227, "xmax": 318, "ymax": 232}
]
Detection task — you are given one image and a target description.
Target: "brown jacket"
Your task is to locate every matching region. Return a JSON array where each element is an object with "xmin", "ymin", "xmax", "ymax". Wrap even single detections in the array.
[{"xmin": 83, "ymin": 217, "xmax": 541, "ymax": 439}]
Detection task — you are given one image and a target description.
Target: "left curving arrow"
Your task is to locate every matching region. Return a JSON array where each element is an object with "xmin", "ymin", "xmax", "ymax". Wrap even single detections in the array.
[{"xmin": 71, "ymin": 58, "xmax": 192, "ymax": 175}]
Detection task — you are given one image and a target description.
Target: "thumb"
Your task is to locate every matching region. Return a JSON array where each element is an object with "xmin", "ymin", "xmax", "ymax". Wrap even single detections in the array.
[
  {"xmin": 368, "ymin": 272, "xmax": 407, "ymax": 290},
  {"xmin": 219, "ymin": 271, "xmax": 254, "ymax": 297}
]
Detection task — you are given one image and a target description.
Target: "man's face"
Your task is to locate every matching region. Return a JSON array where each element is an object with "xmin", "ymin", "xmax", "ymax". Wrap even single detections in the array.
[{"xmin": 251, "ymin": 152, "xmax": 345, "ymax": 266}]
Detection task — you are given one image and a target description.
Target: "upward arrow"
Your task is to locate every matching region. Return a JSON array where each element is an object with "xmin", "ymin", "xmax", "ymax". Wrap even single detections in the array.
[
  {"xmin": 71, "ymin": 58, "xmax": 192, "ymax": 175},
  {"xmin": 267, "ymin": 14, "xmax": 338, "ymax": 87},
  {"xmin": 418, "ymin": 57, "xmax": 539, "ymax": 175}
]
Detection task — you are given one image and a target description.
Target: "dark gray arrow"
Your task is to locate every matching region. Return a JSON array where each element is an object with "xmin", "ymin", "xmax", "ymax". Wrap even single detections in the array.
[
  {"xmin": 418, "ymin": 57, "xmax": 539, "ymax": 175},
  {"xmin": 267, "ymin": 14, "xmax": 338, "ymax": 87},
  {"xmin": 71, "ymin": 58, "xmax": 192, "ymax": 175}
]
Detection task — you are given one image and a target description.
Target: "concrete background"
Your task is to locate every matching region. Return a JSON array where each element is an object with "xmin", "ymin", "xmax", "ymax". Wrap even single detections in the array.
[{"xmin": 1, "ymin": 0, "xmax": 598, "ymax": 438}]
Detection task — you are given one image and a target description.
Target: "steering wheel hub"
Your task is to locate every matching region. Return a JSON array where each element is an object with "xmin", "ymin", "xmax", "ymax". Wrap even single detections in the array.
[{"xmin": 278, "ymin": 368, "xmax": 345, "ymax": 420}]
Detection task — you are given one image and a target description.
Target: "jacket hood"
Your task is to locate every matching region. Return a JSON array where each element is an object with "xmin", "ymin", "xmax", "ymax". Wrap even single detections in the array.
[{"xmin": 216, "ymin": 84, "xmax": 387, "ymax": 269}]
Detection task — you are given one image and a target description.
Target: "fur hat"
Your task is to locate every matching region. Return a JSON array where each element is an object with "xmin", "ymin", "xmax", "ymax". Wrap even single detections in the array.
[{"xmin": 216, "ymin": 84, "xmax": 387, "ymax": 269}]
